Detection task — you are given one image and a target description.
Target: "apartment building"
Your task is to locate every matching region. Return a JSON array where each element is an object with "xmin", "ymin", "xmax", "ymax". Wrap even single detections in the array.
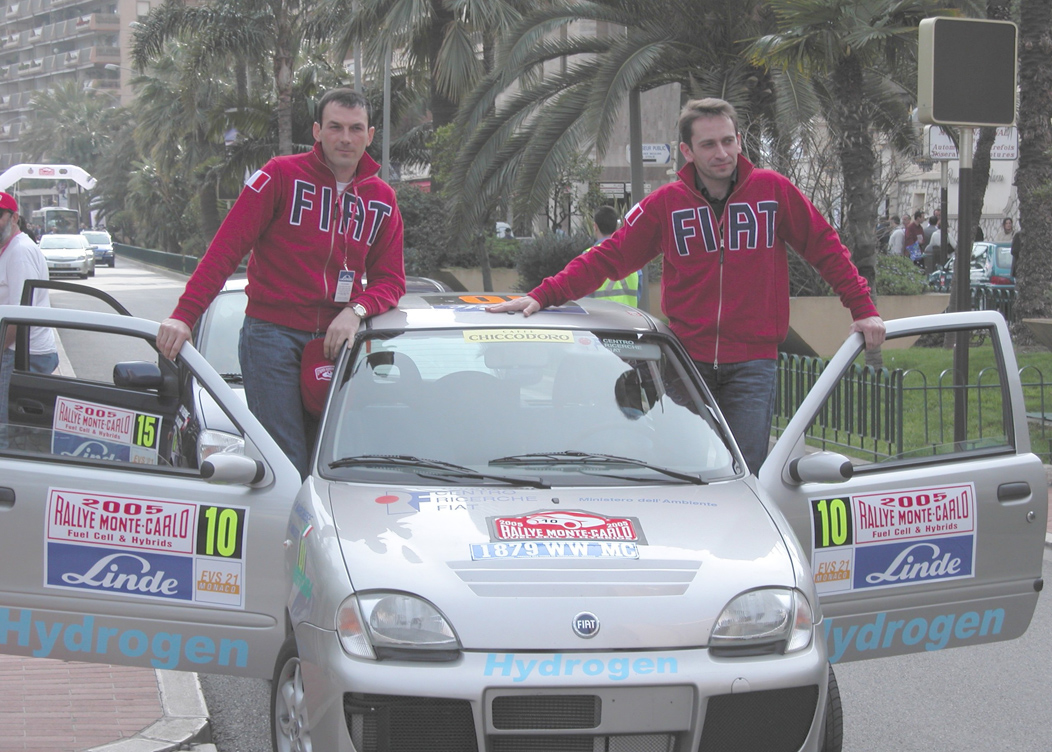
[{"xmin": 0, "ymin": 0, "xmax": 148, "ymax": 181}]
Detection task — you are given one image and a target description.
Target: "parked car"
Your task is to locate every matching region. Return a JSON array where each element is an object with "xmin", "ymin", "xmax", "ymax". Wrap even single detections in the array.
[
  {"xmin": 38, "ymin": 233, "xmax": 94, "ymax": 279},
  {"xmin": 81, "ymin": 230, "xmax": 115, "ymax": 268},
  {"xmin": 0, "ymin": 293, "xmax": 1045, "ymax": 752},
  {"xmin": 927, "ymin": 241, "xmax": 1014, "ymax": 293}
]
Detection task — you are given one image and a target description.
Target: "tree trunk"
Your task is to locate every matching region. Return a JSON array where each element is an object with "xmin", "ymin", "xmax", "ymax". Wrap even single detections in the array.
[
  {"xmin": 199, "ymin": 178, "xmax": 220, "ymax": 244},
  {"xmin": 1014, "ymin": 0, "xmax": 1052, "ymax": 337},
  {"xmin": 829, "ymin": 56, "xmax": 877, "ymax": 291},
  {"xmin": 428, "ymin": 0, "xmax": 458, "ymax": 128},
  {"xmin": 274, "ymin": 8, "xmax": 294, "ymax": 156},
  {"xmin": 969, "ymin": 126, "xmax": 995, "ymax": 242}
]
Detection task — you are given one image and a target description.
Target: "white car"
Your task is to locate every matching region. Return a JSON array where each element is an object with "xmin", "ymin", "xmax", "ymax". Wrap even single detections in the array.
[
  {"xmin": 0, "ymin": 296, "xmax": 1045, "ymax": 752},
  {"xmin": 39, "ymin": 233, "xmax": 94, "ymax": 279}
]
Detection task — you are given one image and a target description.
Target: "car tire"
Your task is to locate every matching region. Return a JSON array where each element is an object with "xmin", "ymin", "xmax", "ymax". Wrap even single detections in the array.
[
  {"xmin": 271, "ymin": 635, "xmax": 312, "ymax": 752},
  {"xmin": 109, "ymin": 258, "xmax": 115, "ymax": 268},
  {"xmin": 79, "ymin": 272, "xmax": 88, "ymax": 280},
  {"xmin": 88, "ymin": 266, "xmax": 95, "ymax": 277},
  {"xmin": 819, "ymin": 663, "xmax": 843, "ymax": 752}
]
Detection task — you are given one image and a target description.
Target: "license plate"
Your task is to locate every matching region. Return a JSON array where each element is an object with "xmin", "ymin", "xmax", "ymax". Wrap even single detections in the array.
[{"xmin": 470, "ymin": 541, "xmax": 639, "ymax": 560}]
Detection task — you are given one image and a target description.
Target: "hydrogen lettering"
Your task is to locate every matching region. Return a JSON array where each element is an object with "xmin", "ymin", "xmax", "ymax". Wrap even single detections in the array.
[
  {"xmin": 484, "ymin": 653, "xmax": 678, "ymax": 682},
  {"xmin": 0, "ymin": 608, "xmax": 247, "ymax": 668},
  {"xmin": 825, "ymin": 608, "xmax": 1005, "ymax": 662}
]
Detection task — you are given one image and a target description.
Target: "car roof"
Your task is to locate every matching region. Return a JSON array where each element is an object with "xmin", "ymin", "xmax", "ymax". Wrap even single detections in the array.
[{"xmin": 369, "ymin": 293, "xmax": 663, "ymax": 333}]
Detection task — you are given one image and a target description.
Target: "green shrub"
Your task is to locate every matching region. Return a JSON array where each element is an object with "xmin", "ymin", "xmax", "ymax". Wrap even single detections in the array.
[
  {"xmin": 877, "ymin": 254, "xmax": 928, "ymax": 295},
  {"xmin": 396, "ymin": 185, "xmax": 450, "ymax": 275},
  {"xmin": 516, "ymin": 232, "xmax": 593, "ymax": 291}
]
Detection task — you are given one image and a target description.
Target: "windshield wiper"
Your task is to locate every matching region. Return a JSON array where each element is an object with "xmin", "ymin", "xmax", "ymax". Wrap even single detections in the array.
[
  {"xmin": 218, "ymin": 373, "xmax": 244, "ymax": 384},
  {"xmin": 329, "ymin": 454, "xmax": 550, "ymax": 488},
  {"xmin": 489, "ymin": 451, "xmax": 707, "ymax": 485}
]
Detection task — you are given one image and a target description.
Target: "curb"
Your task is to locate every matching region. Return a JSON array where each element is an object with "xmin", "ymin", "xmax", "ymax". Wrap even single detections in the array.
[{"xmin": 87, "ymin": 671, "xmax": 211, "ymax": 752}]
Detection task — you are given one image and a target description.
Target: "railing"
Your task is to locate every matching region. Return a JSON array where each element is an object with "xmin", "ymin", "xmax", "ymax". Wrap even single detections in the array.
[{"xmin": 774, "ymin": 351, "xmax": 1052, "ymax": 464}]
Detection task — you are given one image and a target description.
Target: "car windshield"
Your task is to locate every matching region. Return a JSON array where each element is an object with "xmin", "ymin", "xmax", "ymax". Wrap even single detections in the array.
[
  {"xmin": 319, "ymin": 329, "xmax": 738, "ymax": 486},
  {"xmin": 197, "ymin": 290, "xmax": 247, "ymax": 377},
  {"xmin": 39, "ymin": 235, "xmax": 87, "ymax": 249},
  {"xmin": 82, "ymin": 232, "xmax": 111, "ymax": 244}
]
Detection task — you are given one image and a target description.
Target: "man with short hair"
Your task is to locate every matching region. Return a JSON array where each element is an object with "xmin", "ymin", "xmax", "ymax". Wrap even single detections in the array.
[
  {"xmin": 157, "ymin": 88, "xmax": 406, "ymax": 477},
  {"xmin": 886, "ymin": 215, "xmax": 905, "ymax": 256},
  {"xmin": 0, "ymin": 191, "xmax": 58, "ymax": 426},
  {"xmin": 486, "ymin": 98, "xmax": 883, "ymax": 475},
  {"xmin": 904, "ymin": 210, "xmax": 926, "ymax": 267},
  {"xmin": 587, "ymin": 205, "xmax": 639, "ymax": 307}
]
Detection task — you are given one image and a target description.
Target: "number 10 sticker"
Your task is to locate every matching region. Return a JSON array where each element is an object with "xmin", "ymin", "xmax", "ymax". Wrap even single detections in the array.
[
  {"xmin": 810, "ymin": 497, "xmax": 855, "ymax": 594},
  {"xmin": 194, "ymin": 504, "xmax": 248, "ymax": 607}
]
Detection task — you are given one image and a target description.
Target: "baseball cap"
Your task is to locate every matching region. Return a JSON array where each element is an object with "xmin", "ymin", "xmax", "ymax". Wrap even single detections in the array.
[
  {"xmin": 0, "ymin": 191, "xmax": 17, "ymax": 212},
  {"xmin": 300, "ymin": 338, "xmax": 335, "ymax": 417}
]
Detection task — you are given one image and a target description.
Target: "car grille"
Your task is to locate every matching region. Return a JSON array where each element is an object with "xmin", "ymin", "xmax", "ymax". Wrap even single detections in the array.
[
  {"xmin": 697, "ymin": 685, "xmax": 819, "ymax": 752},
  {"xmin": 492, "ymin": 695, "xmax": 601, "ymax": 729},
  {"xmin": 449, "ymin": 559, "xmax": 701, "ymax": 597},
  {"xmin": 489, "ymin": 734, "xmax": 675, "ymax": 752},
  {"xmin": 343, "ymin": 693, "xmax": 479, "ymax": 752}
]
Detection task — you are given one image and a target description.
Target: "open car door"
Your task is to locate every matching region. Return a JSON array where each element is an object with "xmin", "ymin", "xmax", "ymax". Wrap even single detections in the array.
[
  {"xmin": 761, "ymin": 310, "xmax": 1046, "ymax": 663},
  {"xmin": 0, "ymin": 304, "xmax": 301, "ymax": 678}
]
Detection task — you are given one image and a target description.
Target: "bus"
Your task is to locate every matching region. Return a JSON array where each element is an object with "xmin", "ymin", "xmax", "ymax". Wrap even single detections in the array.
[{"xmin": 30, "ymin": 207, "xmax": 80, "ymax": 235}]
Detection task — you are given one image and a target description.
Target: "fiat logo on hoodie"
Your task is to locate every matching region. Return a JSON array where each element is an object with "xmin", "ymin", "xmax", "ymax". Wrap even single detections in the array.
[{"xmin": 573, "ymin": 612, "xmax": 600, "ymax": 639}]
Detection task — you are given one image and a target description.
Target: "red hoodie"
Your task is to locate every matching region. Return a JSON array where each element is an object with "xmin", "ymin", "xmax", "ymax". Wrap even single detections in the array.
[
  {"xmin": 171, "ymin": 142, "xmax": 405, "ymax": 333},
  {"xmin": 531, "ymin": 155, "xmax": 878, "ymax": 363}
]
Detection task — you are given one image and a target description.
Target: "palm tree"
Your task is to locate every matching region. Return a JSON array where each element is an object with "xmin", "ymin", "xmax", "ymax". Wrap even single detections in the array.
[
  {"xmin": 317, "ymin": 0, "xmax": 533, "ymax": 131},
  {"xmin": 1013, "ymin": 0, "xmax": 1052, "ymax": 330},
  {"xmin": 448, "ymin": 0, "xmax": 775, "ymax": 245},
  {"xmin": 749, "ymin": 0, "xmax": 951, "ymax": 290},
  {"xmin": 22, "ymin": 81, "xmax": 123, "ymax": 178},
  {"xmin": 132, "ymin": 0, "xmax": 321, "ymax": 156}
]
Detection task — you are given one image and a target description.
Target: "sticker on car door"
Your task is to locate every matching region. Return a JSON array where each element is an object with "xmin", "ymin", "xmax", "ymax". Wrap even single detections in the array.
[
  {"xmin": 810, "ymin": 483, "xmax": 976, "ymax": 594},
  {"xmin": 45, "ymin": 489, "xmax": 249, "ymax": 608},
  {"xmin": 51, "ymin": 396, "xmax": 163, "ymax": 465}
]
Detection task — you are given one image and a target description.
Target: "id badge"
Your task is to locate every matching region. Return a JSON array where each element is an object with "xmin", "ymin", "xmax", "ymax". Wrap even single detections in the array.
[{"xmin": 334, "ymin": 269, "xmax": 356, "ymax": 303}]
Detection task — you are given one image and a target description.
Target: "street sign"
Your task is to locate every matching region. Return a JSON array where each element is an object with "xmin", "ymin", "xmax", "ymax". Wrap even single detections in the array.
[
  {"xmin": 917, "ymin": 18, "xmax": 1017, "ymax": 127},
  {"xmin": 626, "ymin": 143, "xmax": 672, "ymax": 164},
  {"xmin": 599, "ymin": 182, "xmax": 627, "ymax": 196},
  {"xmin": 925, "ymin": 126, "xmax": 1018, "ymax": 161}
]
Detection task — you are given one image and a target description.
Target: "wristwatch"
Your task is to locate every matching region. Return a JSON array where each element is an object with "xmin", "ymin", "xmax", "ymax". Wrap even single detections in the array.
[{"xmin": 351, "ymin": 302, "xmax": 368, "ymax": 319}]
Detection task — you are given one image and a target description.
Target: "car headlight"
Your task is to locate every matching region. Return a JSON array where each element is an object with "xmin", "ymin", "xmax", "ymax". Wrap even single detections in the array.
[
  {"xmin": 337, "ymin": 593, "xmax": 461, "ymax": 661},
  {"xmin": 710, "ymin": 588, "xmax": 813, "ymax": 656},
  {"xmin": 197, "ymin": 429, "xmax": 244, "ymax": 465}
]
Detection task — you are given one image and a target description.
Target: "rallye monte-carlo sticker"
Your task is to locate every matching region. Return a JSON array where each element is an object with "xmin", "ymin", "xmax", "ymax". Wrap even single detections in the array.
[
  {"xmin": 471, "ymin": 510, "xmax": 646, "ymax": 560},
  {"xmin": 45, "ymin": 489, "xmax": 249, "ymax": 608},
  {"xmin": 51, "ymin": 396, "xmax": 162, "ymax": 465},
  {"xmin": 809, "ymin": 483, "xmax": 976, "ymax": 595}
]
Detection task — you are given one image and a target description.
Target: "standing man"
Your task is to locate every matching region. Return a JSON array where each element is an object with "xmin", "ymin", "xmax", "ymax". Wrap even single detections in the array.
[
  {"xmin": 487, "ymin": 98, "xmax": 883, "ymax": 475},
  {"xmin": 886, "ymin": 215, "xmax": 904, "ymax": 256},
  {"xmin": 1, "ymin": 191, "xmax": 58, "ymax": 425},
  {"xmin": 587, "ymin": 205, "xmax": 639, "ymax": 307},
  {"xmin": 903, "ymin": 210, "xmax": 926, "ymax": 267},
  {"xmin": 157, "ymin": 88, "xmax": 406, "ymax": 477}
]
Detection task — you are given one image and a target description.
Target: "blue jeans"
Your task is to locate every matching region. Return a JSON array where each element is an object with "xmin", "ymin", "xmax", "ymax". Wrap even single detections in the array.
[
  {"xmin": 239, "ymin": 317, "xmax": 318, "ymax": 479},
  {"xmin": 1, "ymin": 348, "xmax": 58, "ymax": 426},
  {"xmin": 694, "ymin": 359, "xmax": 777, "ymax": 476}
]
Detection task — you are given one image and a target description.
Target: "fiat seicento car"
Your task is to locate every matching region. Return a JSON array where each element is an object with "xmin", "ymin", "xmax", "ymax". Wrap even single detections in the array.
[{"xmin": 0, "ymin": 294, "xmax": 1045, "ymax": 752}]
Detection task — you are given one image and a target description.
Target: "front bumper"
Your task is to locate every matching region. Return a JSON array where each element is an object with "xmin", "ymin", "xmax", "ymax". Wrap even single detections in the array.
[
  {"xmin": 293, "ymin": 621, "xmax": 830, "ymax": 752},
  {"xmin": 46, "ymin": 258, "xmax": 90, "ymax": 276}
]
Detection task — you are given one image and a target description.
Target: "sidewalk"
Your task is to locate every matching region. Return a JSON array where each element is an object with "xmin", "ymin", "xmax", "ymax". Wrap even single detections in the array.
[{"xmin": 0, "ymin": 658, "xmax": 211, "ymax": 752}]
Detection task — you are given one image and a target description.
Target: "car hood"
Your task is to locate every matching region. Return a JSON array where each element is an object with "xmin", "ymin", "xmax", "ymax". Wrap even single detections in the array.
[{"xmin": 326, "ymin": 481, "xmax": 798, "ymax": 650}]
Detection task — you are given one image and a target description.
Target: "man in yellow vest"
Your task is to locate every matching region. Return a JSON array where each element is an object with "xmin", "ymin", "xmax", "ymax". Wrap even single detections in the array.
[{"xmin": 587, "ymin": 206, "xmax": 640, "ymax": 306}]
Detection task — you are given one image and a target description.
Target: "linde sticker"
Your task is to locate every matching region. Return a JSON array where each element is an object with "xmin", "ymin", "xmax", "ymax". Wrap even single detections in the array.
[
  {"xmin": 45, "ymin": 489, "xmax": 248, "ymax": 608},
  {"xmin": 463, "ymin": 329, "xmax": 575, "ymax": 344},
  {"xmin": 51, "ymin": 397, "xmax": 161, "ymax": 465},
  {"xmin": 487, "ymin": 510, "xmax": 645, "ymax": 542},
  {"xmin": 809, "ymin": 484, "xmax": 976, "ymax": 595}
]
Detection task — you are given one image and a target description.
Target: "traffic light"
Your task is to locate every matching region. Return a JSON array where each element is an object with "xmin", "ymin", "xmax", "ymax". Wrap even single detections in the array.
[{"xmin": 918, "ymin": 17, "xmax": 1017, "ymax": 127}]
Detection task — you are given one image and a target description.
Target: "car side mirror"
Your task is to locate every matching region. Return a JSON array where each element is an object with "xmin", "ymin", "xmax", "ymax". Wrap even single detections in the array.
[
  {"xmin": 114, "ymin": 361, "xmax": 163, "ymax": 389},
  {"xmin": 201, "ymin": 453, "xmax": 266, "ymax": 485},
  {"xmin": 787, "ymin": 451, "xmax": 854, "ymax": 484}
]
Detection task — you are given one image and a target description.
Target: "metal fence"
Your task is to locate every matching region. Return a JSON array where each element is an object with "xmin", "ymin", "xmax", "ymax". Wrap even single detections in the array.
[{"xmin": 773, "ymin": 350, "xmax": 1052, "ymax": 464}]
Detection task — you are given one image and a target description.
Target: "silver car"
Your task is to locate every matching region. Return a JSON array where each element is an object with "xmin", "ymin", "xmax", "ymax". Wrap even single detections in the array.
[
  {"xmin": 0, "ymin": 297, "xmax": 1045, "ymax": 752},
  {"xmin": 39, "ymin": 233, "xmax": 94, "ymax": 279}
]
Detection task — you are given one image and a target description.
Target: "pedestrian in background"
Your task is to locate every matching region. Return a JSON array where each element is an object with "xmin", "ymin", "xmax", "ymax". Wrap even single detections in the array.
[
  {"xmin": 156, "ymin": 88, "xmax": 406, "ymax": 478},
  {"xmin": 904, "ymin": 210, "xmax": 926, "ymax": 267},
  {"xmin": 886, "ymin": 215, "xmax": 904, "ymax": 256},
  {"xmin": 998, "ymin": 217, "xmax": 1014, "ymax": 242},
  {"xmin": 0, "ymin": 191, "xmax": 58, "ymax": 428},
  {"xmin": 586, "ymin": 205, "xmax": 639, "ymax": 307},
  {"xmin": 485, "ymin": 97, "xmax": 883, "ymax": 475}
]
